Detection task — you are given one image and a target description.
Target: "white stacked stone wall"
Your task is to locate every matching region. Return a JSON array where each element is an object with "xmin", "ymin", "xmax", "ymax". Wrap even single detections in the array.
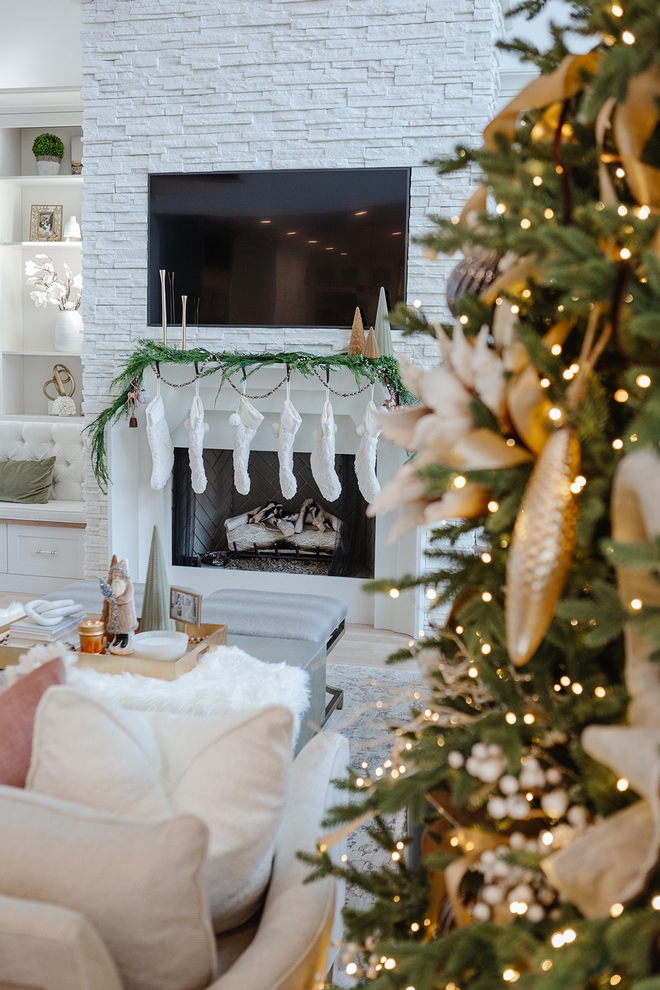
[{"xmin": 80, "ymin": 0, "xmax": 501, "ymax": 576}]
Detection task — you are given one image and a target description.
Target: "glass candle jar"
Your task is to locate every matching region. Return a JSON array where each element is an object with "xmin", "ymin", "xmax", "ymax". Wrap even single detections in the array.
[{"xmin": 78, "ymin": 619, "xmax": 105, "ymax": 654}]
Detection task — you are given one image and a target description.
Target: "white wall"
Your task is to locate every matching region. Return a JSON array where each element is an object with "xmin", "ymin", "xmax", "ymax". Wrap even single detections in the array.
[
  {"xmin": 79, "ymin": 0, "xmax": 502, "ymax": 598},
  {"xmin": 0, "ymin": 1, "xmax": 82, "ymax": 91}
]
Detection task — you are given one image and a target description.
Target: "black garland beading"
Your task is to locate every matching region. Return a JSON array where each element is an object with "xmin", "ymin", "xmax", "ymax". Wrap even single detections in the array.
[{"xmin": 85, "ymin": 340, "xmax": 414, "ymax": 492}]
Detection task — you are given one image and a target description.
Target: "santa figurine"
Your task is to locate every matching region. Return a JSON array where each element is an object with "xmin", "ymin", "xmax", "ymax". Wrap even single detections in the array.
[{"xmin": 99, "ymin": 558, "xmax": 138, "ymax": 655}]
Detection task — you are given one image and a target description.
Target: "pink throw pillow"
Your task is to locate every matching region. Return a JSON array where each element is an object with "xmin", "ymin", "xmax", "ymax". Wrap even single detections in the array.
[{"xmin": 0, "ymin": 658, "xmax": 65, "ymax": 787}]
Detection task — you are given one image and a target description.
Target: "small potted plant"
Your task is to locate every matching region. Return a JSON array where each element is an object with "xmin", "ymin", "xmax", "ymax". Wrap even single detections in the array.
[{"xmin": 32, "ymin": 133, "xmax": 65, "ymax": 176}]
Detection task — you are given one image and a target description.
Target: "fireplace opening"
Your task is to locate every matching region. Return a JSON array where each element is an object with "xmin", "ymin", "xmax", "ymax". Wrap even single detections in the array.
[{"xmin": 172, "ymin": 448, "xmax": 375, "ymax": 578}]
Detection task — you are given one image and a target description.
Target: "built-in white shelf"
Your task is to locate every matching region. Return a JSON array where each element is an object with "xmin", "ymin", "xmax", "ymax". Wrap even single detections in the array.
[
  {"xmin": 1, "ymin": 241, "xmax": 82, "ymax": 249},
  {"xmin": 3, "ymin": 351, "xmax": 82, "ymax": 358},
  {"xmin": 0, "ymin": 157, "xmax": 83, "ymax": 416},
  {"xmin": 0, "ymin": 176, "xmax": 83, "ymax": 187}
]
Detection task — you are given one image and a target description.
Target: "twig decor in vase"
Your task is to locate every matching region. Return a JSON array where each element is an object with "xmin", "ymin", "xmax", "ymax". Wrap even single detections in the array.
[
  {"xmin": 32, "ymin": 133, "xmax": 64, "ymax": 176},
  {"xmin": 25, "ymin": 255, "xmax": 83, "ymax": 354}
]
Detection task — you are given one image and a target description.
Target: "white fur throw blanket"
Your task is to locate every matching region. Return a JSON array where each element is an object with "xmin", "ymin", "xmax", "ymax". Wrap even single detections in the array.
[{"xmin": 67, "ymin": 645, "xmax": 310, "ymax": 743}]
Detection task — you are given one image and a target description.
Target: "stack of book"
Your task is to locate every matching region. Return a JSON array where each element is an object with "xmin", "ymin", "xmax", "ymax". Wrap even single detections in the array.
[{"xmin": 9, "ymin": 612, "xmax": 86, "ymax": 649}]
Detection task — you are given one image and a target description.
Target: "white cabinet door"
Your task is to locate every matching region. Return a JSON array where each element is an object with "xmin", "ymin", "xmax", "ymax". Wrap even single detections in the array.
[
  {"xmin": 7, "ymin": 524, "xmax": 84, "ymax": 579},
  {"xmin": 0, "ymin": 524, "xmax": 8, "ymax": 574}
]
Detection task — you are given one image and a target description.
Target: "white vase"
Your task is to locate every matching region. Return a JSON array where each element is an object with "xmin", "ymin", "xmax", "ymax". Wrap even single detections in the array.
[
  {"xmin": 52, "ymin": 310, "xmax": 83, "ymax": 354},
  {"xmin": 35, "ymin": 157, "xmax": 61, "ymax": 176}
]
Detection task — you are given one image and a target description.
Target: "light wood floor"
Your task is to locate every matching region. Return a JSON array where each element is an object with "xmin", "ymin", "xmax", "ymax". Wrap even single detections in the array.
[
  {"xmin": 329, "ymin": 623, "xmax": 417, "ymax": 668},
  {"xmin": 0, "ymin": 593, "xmax": 415, "ymax": 670}
]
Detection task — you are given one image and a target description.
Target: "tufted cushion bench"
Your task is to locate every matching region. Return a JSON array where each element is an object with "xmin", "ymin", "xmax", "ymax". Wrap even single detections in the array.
[{"xmin": 0, "ymin": 419, "xmax": 84, "ymax": 517}]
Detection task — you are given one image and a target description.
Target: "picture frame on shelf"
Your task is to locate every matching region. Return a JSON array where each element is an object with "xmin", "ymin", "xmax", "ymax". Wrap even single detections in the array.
[
  {"xmin": 170, "ymin": 586, "xmax": 202, "ymax": 626},
  {"xmin": 29, "ymin": 205, "xmax": 63, "ymax": 242}
]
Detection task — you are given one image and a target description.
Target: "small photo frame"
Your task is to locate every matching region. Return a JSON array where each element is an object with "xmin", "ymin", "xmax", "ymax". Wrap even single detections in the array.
[
  {"xmin": 170, "ymin": 586, "xmax": 202, "ymax": 627},
  {"xmin": 29, "ymin": 204, "xmax": 63, "ymax": 242}
]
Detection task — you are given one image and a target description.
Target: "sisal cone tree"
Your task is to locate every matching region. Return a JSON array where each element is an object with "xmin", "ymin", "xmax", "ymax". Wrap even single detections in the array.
[
  {"xmin": 374, "ymin": 286, "xmax": 394, "ymax": 357},
  {"xmin": 140, "ymin": 525, "xmax": 175, "ymax": 632},
  {"xmin": 302, "ymin": 2, "xmax": 660, "ymax": 989}
]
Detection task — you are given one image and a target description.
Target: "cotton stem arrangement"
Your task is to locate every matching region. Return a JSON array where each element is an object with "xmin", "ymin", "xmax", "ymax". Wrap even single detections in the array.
[{"xmin": 25, "ymin": 256, "xmax": 82, "ymax": 311}]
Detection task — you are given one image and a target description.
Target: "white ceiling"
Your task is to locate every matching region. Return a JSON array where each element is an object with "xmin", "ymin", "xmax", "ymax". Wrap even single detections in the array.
[{"xmin": 0, "ymin": 0, "xmax": 81, "ymax": 91}]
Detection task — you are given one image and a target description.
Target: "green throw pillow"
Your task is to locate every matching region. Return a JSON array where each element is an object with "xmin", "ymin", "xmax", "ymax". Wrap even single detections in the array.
[{"xmin": 0, "ymin": 457, "xmax": 56, "ymax": 504}]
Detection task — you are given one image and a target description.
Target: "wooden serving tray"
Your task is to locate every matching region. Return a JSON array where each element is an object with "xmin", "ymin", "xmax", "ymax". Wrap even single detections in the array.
[{"xmin": 0, "ymin": 615, "xmax": 228, "ymax": 681}]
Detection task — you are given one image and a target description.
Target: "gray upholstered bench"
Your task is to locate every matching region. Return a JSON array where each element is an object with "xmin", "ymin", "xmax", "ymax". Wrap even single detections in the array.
[{"xmin": 202, "ymin": 588, "xmax": 347, "ymax": 653}]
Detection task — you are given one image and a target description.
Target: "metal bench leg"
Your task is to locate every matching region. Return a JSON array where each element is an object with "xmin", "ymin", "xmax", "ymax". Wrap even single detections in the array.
[{"xmin": 323, "ymin": 684, "xmax": 344, "ymax": 726}]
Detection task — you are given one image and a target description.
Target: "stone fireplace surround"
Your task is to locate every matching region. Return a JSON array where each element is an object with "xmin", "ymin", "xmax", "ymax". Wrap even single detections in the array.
[
  {"xmin": 107, "ymin": 364, "xmax": 421, "ymax": 627},
  {"xmin": 79, "ymin": 0, "xmax": 501, "ymax": 632}
]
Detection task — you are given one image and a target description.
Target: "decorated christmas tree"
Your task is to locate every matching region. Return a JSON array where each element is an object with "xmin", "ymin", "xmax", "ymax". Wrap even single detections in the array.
[{"xmin": 304, "ymin": 2, "xmax": 660, "ymax": 988}]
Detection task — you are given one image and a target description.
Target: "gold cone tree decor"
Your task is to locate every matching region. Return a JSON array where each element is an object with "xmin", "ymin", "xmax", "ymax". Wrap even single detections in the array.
[
  {"xmin": 361, "ymin": 326, "xmax": 381, "ymax": 360},
  {"xmin": 301, "ymin": 3, "xmax": 660, "ymax": 989},
  {"xmin": 347, "ymin": 306, "xmax": 366, "ymax": 356}
]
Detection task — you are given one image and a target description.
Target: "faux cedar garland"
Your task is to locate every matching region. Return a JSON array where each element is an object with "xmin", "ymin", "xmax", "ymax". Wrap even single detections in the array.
[{"xmin": 85, "ymin": 340, "xmax": 413, "ymax": 491}]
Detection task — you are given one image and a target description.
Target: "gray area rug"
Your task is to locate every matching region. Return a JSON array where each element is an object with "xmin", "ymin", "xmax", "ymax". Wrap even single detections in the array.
[
  {"xmin": 325, "ymin": 661, "xmax": 424, "ymax": 770},
  {"xmin": 323, "ymin": 662, "xmax": 425, "ymax": 984}
]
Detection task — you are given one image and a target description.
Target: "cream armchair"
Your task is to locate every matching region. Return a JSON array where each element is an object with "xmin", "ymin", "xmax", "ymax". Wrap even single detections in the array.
[{"xmin": 0, "ymin": 732, "xmax": 348, "ymax": 990}]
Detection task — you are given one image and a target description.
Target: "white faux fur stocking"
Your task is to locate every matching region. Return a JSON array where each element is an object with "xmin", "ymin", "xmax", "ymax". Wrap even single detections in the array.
[
  {"xmin": 229, "ymin": 393, "xmax": 264, "ymax": 495},
  {"xmin": 145, "ymin": 388, "xmax": 174, "ymax": 490},
  {"xmin": 355, "ymin": 398, "xmax": 381, "ymax": 504},
  {"xmin": 273, "ymin": 388, "xmax": 302, "ymax": 500},
  {"xmin": 311, "ymin": 395, "xmax": 342, "ymax": 502},
  {"xmin": 186, "ymin": 387, "xmax": 209, "ymax": 495}
]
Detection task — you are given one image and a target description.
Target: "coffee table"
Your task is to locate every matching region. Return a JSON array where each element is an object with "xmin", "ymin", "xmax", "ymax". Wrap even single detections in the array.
[{"xmin": 228, "ymin": 633, "xmax": 326, "ymax": 752}]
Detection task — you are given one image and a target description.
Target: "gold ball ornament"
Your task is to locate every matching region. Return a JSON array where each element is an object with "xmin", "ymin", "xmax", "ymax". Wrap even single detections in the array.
[{"xmin": 505, "ymin": 425, "xmax": 581, "ymax": 666}]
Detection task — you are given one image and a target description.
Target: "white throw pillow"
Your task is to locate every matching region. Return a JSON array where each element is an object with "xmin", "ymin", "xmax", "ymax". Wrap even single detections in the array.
[
  {"xmin": 27, "ymin": 686, "xmax": 294, "ymax": 933},
  {"xmin": 0, "ymin": 784, "xmax": 216, "ymax": 990}
]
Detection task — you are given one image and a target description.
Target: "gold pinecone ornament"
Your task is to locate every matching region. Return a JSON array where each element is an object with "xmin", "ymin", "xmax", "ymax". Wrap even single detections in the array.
[{"xmin": 505, "ymin": 425, "xmax": 581, "ymax": 666}]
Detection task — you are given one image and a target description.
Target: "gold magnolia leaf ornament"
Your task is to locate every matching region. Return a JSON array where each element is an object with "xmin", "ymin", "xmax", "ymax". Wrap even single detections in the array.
[{"xmin": 505, "ymin": 426, "xmax": 581, "ymax": 666}]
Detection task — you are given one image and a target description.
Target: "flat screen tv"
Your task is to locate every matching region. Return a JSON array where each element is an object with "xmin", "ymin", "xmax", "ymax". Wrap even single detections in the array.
[{"xmin": 148, "ymin": 167, "xmax": 410, "ymax": 329}]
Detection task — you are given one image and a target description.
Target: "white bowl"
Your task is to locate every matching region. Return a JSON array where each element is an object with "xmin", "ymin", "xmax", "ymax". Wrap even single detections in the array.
[{"xmin": 132, "ymin": 630, "xmax": 189, "ymax": 662}]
